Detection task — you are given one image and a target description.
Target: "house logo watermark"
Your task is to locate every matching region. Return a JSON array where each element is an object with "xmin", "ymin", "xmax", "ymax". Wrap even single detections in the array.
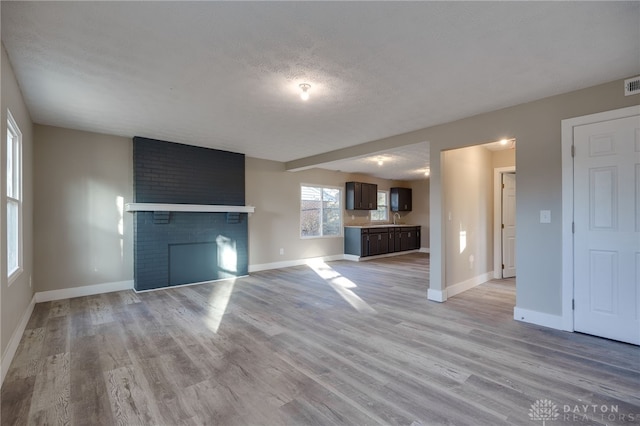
[
  {"xmin": 529, "ymin": 399, "xmax": 639, "ymax": 424},
  {"xmin": 529, "ymin": 399, "xmax": 559, "ymax": 425}
]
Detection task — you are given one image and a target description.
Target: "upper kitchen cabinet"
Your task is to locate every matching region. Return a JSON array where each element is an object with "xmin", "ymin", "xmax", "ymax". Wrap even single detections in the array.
[
  {"xmin": 345, "ymin": 182, "xmax": 378, "ymax": 210},
  {"xmin": 390, "ymin": 187, "xmax": 412, "ymax": 211}
]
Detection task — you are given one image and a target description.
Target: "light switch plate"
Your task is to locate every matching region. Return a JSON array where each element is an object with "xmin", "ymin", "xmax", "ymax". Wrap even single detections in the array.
[{"xmin": 540, "ymin": 210, "xmax": 551, "ymax": 223}]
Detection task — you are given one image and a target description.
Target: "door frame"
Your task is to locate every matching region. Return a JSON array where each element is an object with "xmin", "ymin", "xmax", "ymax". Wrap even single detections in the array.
[
  {"xmin": 493, "ymin": 166, "xmax": 516, "ymax": 279},
  {"xmin": 560, "ymin": 105, "xmax": 640, "ymax": 332}
]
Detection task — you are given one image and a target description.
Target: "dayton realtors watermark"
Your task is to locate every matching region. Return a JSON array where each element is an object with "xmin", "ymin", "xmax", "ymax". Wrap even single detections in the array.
[{"xmin": 529, "ymin": 399, "xmax": 638, "ymax": 424}]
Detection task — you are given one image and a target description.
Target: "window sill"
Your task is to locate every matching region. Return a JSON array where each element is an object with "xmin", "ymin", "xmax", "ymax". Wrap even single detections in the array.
[
  {"xmin": 300, "ymin": 234, "xmax": 343, "ymax": 240},
  {"xmin": 8, "ymin": 267, "xmax": 23, "ymax": 287}
]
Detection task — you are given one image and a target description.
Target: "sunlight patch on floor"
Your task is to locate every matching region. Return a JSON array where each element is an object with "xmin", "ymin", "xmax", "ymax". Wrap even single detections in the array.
[
  {"xmin": 306, "ymin": 259, "xmax": 376, "ymax": 314},
  {"xmin": 205, "ymin": 278, "xmax": 236, "ymax": 333}
]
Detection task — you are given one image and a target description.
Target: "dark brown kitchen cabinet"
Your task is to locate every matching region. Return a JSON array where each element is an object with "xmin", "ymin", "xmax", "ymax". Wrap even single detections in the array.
[
  {"xmin": 398, "ymin": 226, "xmax": 421, "ymax": 251},
  {"xmin": 345, "ymin": 182, "xmax": 378, "ymax": 210},
  {"xmin": 367, "ymin": 228, "xmax": 389, "ymax": 256},
  {"xmin": 344, "ymin": 226, "xmax": 420, "ymax": 257},
  {"xmin": 390, "ymin": 187, "xmax": 412, "ymax": 211}
]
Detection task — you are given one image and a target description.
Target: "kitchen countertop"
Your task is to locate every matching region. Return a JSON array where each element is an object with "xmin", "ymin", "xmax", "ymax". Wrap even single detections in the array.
[{"xmin": 344, "ymin": 224, "xmax": 419, "ymax": 228}]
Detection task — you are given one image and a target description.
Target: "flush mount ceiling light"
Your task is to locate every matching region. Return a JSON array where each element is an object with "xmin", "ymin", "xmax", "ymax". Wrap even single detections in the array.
[
  {"xmin": 500, "ymin": 139, "xmax": 509, "ymax": 145},
  {"xmin": 299, "ymin": 83, "xmax": 311, "ymax": 101}
]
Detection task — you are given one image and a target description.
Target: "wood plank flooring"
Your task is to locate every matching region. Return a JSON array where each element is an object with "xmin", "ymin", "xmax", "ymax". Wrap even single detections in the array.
[{"xmin": 2, "ymin": 253, "xmax": 639, "ymax": 425}]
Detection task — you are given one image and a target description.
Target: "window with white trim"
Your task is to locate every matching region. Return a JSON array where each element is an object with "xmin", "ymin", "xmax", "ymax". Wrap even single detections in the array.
[
  {"xmin": 7, "ymin": 110, "xmax": 22, "ymax": 280},
  {"xmin": 370, "ymin": 190, "xmax": 389, "ymax": 222},
  {"xmin": 300, "ymin": 185, "xmax": 342, "ymax": 238}
]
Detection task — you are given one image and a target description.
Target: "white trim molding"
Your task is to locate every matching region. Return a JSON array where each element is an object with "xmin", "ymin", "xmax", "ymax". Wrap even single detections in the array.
[
  {"xmin": 35, "ymin": 280, "xmax": 134, "ymax": 303},
  {"xmin": 342, "ymin": 249, "xmax": 422, "ymax": 262},
  {"xmin": 427, "ymin": 288, "xmax": 446, "ymax": 302},
  {"xmin": 493, "ymin": 166, "xmax": 516, "ymax": 279},
  {"xmin": 1, "ymin": 295, "xmax": 36, "ymax": 386},
  {"xmin": 514, "ymin": 306, "xmax": 564, "ymax": 331},
  {"xmin": 560, "ymin": 105, "xmax": 640, "ymax": 333},
  {"xmin": 446, "ymin": 272, "xmax": 494, "ymax": 299},
  {"xmin": 132, "ymin": 276, "xmax": 246, "ymax": 293},
  {"xmin": 428, "ymin": 271, "xmax": 493, "ymax": 302},
  {"xmin": 249, "ymin": 254, "xmax": 345, "ymax": 272}
]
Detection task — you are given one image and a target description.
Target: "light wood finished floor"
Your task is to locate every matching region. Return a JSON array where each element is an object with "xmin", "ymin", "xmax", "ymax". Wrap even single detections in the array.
[{"xmin": 2, "ymin": 253, "xmax": 639, "ymax": 425}]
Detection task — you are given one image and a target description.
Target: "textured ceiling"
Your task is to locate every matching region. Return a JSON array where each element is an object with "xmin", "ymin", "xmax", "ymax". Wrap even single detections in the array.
[
  {"xmin": 313, "ymin": 142, "xmax": 431, "ymax": 181},
  {"xmin": 2, "ymin": 2, "xmax": 639, "ymax": 179},
  {"xmin": 316, "ymin": 138, "xmax": 514, "ymax": 181}
]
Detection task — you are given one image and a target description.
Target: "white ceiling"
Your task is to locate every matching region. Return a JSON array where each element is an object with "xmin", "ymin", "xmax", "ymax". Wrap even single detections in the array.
[
  {"xmin": 313, "ymin": 141, "xmax": 431, "ymax": 181},
  {"xmin": 2, "ymin": 2, "xmax": 639, "ymax": 180},
  {"xmin": 312, "ymin": 138, "xmax": 515, "ymax": 181}
]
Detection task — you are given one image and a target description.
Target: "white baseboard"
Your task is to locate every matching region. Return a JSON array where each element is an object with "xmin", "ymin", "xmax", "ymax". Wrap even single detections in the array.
[
  {"xmin": 419, "ymin": 247, "xmax": 430, "ymax": 254},
  {"xmin": 35, "ymin": 280, "xmax": 134, "ymax": 303},
  {"xmin": 446, "ymin": 271, "xmax": 494, "ymax": 299},
  {"xmin": 133, "ymin": 276, "xmax": 248, "ymax": 293},
  {"xmin": 343, "ymin": 249, "xmax": 426, "ymax": 262},
  {"xmin": 249, "ymin": 254, "xmax": 345, "ymax": 272},
  {"xmin": 427, "ymin": 271, "xmax": 493, "ymax": 302},
  {"xmin": 1, "ymin": 294, "xmax": 36, "ymax": 386},
  {"xmin": 251, "ymin": 249, "xmax": 429, "ymax": 269},
  {"xmin": 427, "ymin": 288, "xmax": 446, "ymax": 302},
  {"xmin": 343, "ymin": 254, "xmax": 360, "ymax": 262},
  {"xmin": 513, "ymin": 306, "xmax": 564, "ymax": 330}
]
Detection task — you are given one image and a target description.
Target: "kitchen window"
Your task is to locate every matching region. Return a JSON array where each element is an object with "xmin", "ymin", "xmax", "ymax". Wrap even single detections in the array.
[{"xmin": 370, "ymin": 190, "xmax": 389, "ymax": 222}]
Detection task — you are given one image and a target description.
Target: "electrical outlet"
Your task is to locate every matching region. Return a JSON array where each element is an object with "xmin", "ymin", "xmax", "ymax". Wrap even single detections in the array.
[
  {"xmin": 29, "ymin": 276, "xmax": 32, "ymax": 288},
  {"xmin": 540, "ymin": 210, "xmax": 551, "ymax": 223},
  {"xmin": 279, "ymin": 248, "xmax": 284, "ymax": 255}
]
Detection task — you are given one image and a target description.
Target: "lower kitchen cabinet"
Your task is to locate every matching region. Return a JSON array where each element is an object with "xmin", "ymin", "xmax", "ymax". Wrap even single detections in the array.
[
  {"xmin": 345, "ymin": 226, "xmax": 420, "ymax": 258},
  {"xmin": 399, "ymin": 227, "xmax": 420, "ymax": 251},
  {"xmin": 367, "ymin": 228, "xmax": 389, "ymax": 256}
]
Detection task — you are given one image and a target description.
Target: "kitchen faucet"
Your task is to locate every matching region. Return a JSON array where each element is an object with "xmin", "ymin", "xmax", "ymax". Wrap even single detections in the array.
[{"xmin": 393, "ymin": 212, "xmax": 401, "ymax": 225}]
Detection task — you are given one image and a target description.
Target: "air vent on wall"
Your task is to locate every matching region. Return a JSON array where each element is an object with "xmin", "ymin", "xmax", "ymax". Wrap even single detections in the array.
[{"xmin": 625, "ymin": 76, "xmax": 640, "ymax": 96}]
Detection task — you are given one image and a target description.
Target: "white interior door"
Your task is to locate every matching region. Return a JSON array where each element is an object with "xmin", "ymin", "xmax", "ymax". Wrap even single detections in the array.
[
  {"xmin": 502, "ymin": 172, "xmax": 516, "ymax": 278},
  {"xmin": 573, "ymin": 114, "xmax": 640, "ymax": 345}
]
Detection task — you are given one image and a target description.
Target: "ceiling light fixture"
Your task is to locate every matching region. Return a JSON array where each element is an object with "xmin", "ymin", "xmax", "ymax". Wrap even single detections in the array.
[
  {"xmin": 377, "ymin": 159, "xmax": 384, "ymax": 166},
  {"xmin": 299, "ymin": 83, "xmax": 311, "ymax": 101},
  {"xmin": 425, "ymin": 169, "xmax": 430, "ymax": 176},
  {"xmin": 500, "ymin": 139, "xmax": 509, "ymax": 145}
]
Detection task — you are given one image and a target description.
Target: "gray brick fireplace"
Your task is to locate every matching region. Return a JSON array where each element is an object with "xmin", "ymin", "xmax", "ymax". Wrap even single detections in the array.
[{"xmin": 131, "ymin": 137, "xmax": 248, "ymax": 291}]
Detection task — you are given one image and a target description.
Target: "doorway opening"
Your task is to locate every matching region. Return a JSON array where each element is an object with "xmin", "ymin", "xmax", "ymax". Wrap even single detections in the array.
[
  {"xmin": 441, "ymin": 138, "xmax": 516, "ymax": 299},
  {"xmin": 494, "ymin": 168, "xmax": 516, "ymax": 279}
]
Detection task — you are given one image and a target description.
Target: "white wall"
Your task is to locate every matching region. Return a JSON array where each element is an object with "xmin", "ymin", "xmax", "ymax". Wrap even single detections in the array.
[
  {"xmin": 427, "ymin": 78, "xmax": 638, "ymax": 318},
  {"xmin": 33, "ymin": 125, "xmax": 133, "ymax": 293},
  {"xmin": 492, "ymin": 148, "xmax": 515, "ymax": 169},
  {"xmin": 30, "ymin": 145, "xmax": 430, "ymax": 294},
  {"xmin": 1, "ymin": 44, "xmax": 34, "ymax": 363},
  {"xmin": 6, "ymin": 50, "xmax": 636, "ymax": 349},
  {"xmin": 246, "ymin": 156, "xmax": 428, "ymax": 267},
  {"xmin": 442, "ymin": 145, "xmax": 493, "ymax": 287},
  {"xmin": 283, "ymin": 76, "xmax": 637, "ymax": 320}
]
